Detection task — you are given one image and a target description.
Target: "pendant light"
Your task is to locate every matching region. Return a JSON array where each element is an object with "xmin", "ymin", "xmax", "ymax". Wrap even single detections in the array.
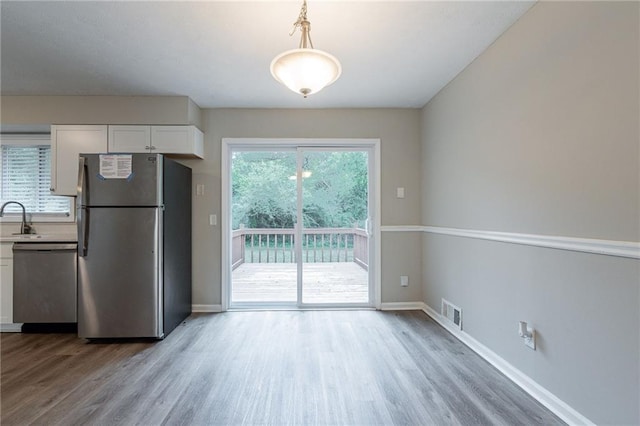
[{"xmin": 270, "ymin": 0, "xmax": 342, "ymax": 98}]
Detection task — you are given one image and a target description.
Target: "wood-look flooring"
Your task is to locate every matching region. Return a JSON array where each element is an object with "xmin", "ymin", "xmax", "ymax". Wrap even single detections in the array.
[{"xmin": 1, "ymin": 310, "xmax": 563, "ymax": 425}]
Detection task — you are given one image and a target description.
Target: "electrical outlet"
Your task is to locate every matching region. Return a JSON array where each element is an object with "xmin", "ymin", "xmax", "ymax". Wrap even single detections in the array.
[{"xmin": 400, "ymin": 276, "xmax": 409, "ymax": 287}]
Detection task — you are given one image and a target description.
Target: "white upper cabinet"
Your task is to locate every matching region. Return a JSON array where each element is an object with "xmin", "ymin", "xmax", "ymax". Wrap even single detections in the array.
[
  {"xmin": 150, "ymin": 126, "xmax": 204, "ymax": 158},
  {"xmin": 108, "ymin": 125, "xmax": 152, "ymax": 153},
  {"xmin": 108, "ymin": 125, "xmax": 203, "ymax": 158},
  {"xmin": 51, "ymin": 124, "xmax": 203, "ymax": 196},
  {"xmin": 51, "ymin": 125, "xmax": 108, "ymax": 196}
]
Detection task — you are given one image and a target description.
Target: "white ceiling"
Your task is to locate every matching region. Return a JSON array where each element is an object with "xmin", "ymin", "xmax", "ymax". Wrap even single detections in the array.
[{"xmin": 1, "ymin": 1, "xmax": 535, "ymax": 109}]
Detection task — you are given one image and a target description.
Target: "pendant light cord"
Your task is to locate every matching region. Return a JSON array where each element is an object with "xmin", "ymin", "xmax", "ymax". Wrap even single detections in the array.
[{"xmin": 289, "ymin": 0, "xmax": 314, "ymax": 49}]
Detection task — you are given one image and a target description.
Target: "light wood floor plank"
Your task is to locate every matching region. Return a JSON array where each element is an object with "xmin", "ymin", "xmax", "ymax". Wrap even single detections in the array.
[{"xmin": 1, "ymin": 310, "xmax": 564, "ymax": 425}]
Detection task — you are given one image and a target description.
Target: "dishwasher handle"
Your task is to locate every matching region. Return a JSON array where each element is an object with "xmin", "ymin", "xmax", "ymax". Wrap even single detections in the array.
[{"xmin": 13, "ymin": 243, "xmax": 78, "ymax": 251}]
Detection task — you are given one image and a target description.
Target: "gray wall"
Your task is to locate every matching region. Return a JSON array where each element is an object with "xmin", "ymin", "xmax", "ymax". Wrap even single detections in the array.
[
  {"xmin": 0, "ymin": 97, "xmax": 424, "ymax": 306},
  {"xmin": 420, "ymin": 2, "xmax": 639, "ymax": 424},
  {"xmin": 1, "ymin": 95, "xmax": 202, "ymax": 128},
  {"xmin": 184, "ymin": 109, "xmax": 423, "ymax": 307}
]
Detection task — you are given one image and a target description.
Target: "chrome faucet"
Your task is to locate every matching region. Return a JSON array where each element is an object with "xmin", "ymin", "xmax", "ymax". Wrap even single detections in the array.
[{"xmin": 0, "ymin": 201, "xmax": 33, "ymax": 234}]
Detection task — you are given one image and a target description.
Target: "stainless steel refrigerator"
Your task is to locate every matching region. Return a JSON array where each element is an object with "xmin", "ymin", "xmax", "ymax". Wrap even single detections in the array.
[{"xmin": 77, "ymin": 153, "xmax": 192, "ymax": 339}]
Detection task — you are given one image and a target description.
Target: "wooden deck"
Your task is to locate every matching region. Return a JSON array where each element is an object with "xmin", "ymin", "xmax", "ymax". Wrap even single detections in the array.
[{"xmin": 232, "ymin": 262, "xmax": 369, "ymax": 304}]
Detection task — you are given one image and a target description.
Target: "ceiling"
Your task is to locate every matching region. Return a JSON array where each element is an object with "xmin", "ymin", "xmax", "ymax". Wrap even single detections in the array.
[{"xmin": 0, "ymin": 1, "xmax": 535, "ymax": 109}]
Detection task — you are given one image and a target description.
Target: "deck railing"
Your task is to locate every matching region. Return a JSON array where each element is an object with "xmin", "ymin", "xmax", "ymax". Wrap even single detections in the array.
[{"xmin": 232, "ymin": 226, "xmax": 368, "ymax": 271}]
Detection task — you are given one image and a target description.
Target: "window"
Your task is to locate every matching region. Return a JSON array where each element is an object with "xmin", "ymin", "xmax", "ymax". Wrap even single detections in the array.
[{"xmin": 0, "ymin": 135, "xmax": 72, "ymax": 221}]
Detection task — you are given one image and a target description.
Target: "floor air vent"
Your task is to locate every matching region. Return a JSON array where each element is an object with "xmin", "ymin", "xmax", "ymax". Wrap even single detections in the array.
[{"xmin": 441, "ymin": 299, "xmax": 462, "ymax": 330}]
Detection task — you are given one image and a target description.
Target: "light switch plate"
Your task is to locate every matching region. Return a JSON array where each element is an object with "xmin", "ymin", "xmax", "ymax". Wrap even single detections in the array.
[{"xmin": 397, "ymin": 187, "xmax": 405, "ymax": 198}]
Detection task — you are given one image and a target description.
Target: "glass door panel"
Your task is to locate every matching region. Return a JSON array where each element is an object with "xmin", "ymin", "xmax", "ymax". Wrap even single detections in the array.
[
  {"xmin": 230, "ymin": 150, "xmax": 297, "ymax": 305},
  {"xmin": 299, "ymin": 150, "xmax": 370, "ymax": 305}
]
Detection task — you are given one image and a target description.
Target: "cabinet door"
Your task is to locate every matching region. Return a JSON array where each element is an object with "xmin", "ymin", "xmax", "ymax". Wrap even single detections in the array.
[
  {"xmin": 108, "ymin": 125, "xmax": 151, "ymax": 153},
  {"xmin": 151, "ymin": 126, "xmax": 204, "ymax": 158},
  {"xmin": 0, "ymin": 262, "xmax": 12, "ymax": 324},
  {"xmin": 51, "ymin": 125, "xmax": 108, "ymax": 196},
  {"xmin": 0, "ymin": 244, "xmax": 13, "ymax": 324}
]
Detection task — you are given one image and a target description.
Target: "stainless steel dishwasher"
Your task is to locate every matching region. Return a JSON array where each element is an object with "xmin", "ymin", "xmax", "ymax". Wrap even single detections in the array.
[{"xmin": 13, "ymin": 242, "xmax": 77, "ymax": 323}]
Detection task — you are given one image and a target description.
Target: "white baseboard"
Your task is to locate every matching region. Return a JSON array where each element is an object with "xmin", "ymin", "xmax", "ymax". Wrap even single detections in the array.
[
  {"xmin": 0, "ymin": 323, "xmax": 22, "ymax": 332},
  {"xmin": 380, "ymin": 302, "xmax": 425, "ymax": 311},
  {"xmin": 192, "ymin": 304, "xmax": 223, "ymax": 313},
  {"xmin": 421, "ymin": 303, "xmax": 594, "ymax": 426}
]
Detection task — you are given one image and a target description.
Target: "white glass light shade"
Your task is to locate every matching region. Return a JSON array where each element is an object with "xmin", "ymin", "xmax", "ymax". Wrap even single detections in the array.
[{"xmin": 270, "ymin": 48, "xmax": 341, "ymax": 97}]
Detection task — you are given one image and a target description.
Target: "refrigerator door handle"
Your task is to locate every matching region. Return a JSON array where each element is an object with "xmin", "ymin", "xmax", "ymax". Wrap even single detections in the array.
[{"xmin": 77, "ymin": 156, "xmax": 88, "ymax": 257}]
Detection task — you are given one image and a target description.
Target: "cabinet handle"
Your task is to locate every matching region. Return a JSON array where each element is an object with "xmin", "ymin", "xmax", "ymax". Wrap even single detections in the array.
[
  {"xmin": 145, "ymin": 146, "xmax": 151, "ymax": 150},
  {"xmin": 150, "ymin": 146, "xmax": 157, "ymax": 150},
  {"xmin": 50, "ymin": 187, "xmax": 55, "ymax": 192}
]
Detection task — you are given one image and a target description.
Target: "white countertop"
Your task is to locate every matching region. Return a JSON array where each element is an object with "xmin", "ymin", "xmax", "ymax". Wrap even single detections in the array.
[{"xmin": 0, "ymin": 233, "xmax": 77, "ymax": 243}]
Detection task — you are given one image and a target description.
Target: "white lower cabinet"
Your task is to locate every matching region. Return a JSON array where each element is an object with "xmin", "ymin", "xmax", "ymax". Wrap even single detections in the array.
[{"xmin": 0, "ymin": 243, "xmax": 13, "ymax": 325}]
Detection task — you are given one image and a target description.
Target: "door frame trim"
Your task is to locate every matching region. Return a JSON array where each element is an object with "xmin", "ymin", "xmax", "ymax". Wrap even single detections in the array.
[{"xmin": 221, "ymin": 138, "xmax": 381, "ymax": 311}]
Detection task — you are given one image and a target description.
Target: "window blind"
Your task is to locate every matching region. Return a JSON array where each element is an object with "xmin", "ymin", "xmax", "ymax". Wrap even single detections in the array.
[{"xmin": 0, "ymin": 145, "xmax": 71, "ymax": 215}]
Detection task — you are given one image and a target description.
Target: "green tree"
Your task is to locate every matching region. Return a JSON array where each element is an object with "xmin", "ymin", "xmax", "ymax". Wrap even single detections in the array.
[
  {"xmin": 232, "ymin": 151, "xmax": 368, "ymax": 230},
  {"xmin": 301, "ymin": 151, "xmax": 367, "ymax": 228},
  {"xmin": 232, "ymin": 151, "xmax": 296, "ymax": 229}
]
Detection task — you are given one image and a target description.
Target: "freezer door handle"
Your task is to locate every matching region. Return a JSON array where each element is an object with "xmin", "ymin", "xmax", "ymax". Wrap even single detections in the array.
[{"xmin": 77, "ymin": 156, "xmax": 88, "ymax": 257}]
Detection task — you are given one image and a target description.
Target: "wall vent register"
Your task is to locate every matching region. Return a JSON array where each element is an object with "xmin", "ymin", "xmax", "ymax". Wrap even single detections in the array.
[{"xmin": 442, "ymin": 298, "xmax": 462, "ymax": 330}]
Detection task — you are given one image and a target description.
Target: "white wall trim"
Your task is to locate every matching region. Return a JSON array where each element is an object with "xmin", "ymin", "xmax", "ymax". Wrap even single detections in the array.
[
  {"xmin": 380, "ymin": 302, "xmax": 425, "ymax": 311},
  {"xmin": 380, "ymin": 225, "xmax": 640, "ymax": 259},
  {"xmin": 373, "ymin": 141, "xmax": 382, "ymax": 310},
  {"xmin": 192, "ymin": 304, "xmax": 223, "ymax": 313},
  {"xmin": 221, "ymin": 139, "xmax": 231, "ymax": 312},
  {"xmin": 0, "ymin": 323, "xmax": 22, "ymax": 332},
  {"xmin": 380, "ymin": 225, "xmax": 425, "ymax": 233},
  {"xmin": 421, "ymin": 303, "xmax": 594, "ymax": 426}
]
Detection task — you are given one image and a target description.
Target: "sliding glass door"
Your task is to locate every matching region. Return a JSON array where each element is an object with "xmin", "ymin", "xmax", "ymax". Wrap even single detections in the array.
[
  {"xmin": 229, "ymin": 145, "xmax": 373, "ymax": 308},
  {"xmin": 299, "ymin": 149, "xmax": 370, "ymax": 305},
  {"xmin": 230, "ymin": 150, "xmax": 297, "ymax": 305}
]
